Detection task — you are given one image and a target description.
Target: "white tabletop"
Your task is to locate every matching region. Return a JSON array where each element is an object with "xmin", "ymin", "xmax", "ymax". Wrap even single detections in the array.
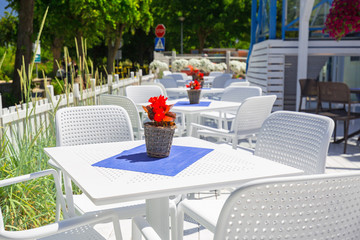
[
  {"xmin": 139, "ymin": 98, "xmax": 240, "ymax": 114},
  {"xmin": 166, "ymin": 88, "xmax": 224, "ymax": 95},
  {"xmin": 44, "ymin": 137, "xmax": 303, "ymax": 206}
]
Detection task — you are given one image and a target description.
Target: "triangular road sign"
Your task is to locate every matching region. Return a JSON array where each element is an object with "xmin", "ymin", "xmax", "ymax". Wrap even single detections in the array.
[{"xmin": 155, "ymin": 37, "xmax": 165, "ymax": 51}]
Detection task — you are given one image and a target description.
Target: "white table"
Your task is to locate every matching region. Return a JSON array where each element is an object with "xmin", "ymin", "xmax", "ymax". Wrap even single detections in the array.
[
  {"xmin": 165, "ymin": 87, "xmax": 224, "ymax": 97},
  {"xmin": 139, "ymin": 99, "xmax": 241, "ymax": 135},
  {"xmin": 44, "ymin": 137, "xmax": 303, "ymax": 240}
]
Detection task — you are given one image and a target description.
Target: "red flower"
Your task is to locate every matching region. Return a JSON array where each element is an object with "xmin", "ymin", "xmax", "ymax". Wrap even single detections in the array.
[
  {"xmin": 186, "ymin": 80, "xmax": 201, "ymax": 90},
  {"xmin": 153, "ymin": 108, "xmax": 165, "ymax": 122},
  {"xmin": 142, "ymin": 95, "xmax": 176, "ymax": 126}
]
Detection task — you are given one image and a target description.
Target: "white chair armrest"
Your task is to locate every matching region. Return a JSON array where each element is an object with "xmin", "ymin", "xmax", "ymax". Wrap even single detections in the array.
[
  {"xmin": 0, "ymin": 169, "xmax": 59, "ymax": 188},
  {"xmin": 0, "ymin": 210, "xmax": 119, "ymax": 240},
  {"xmin": 191, "ymin": 123, "xmax": 230, "ymax": 134}
]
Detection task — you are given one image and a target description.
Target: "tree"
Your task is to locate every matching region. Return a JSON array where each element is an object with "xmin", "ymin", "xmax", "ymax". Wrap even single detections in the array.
[
  {"xmin": 151, "ymin": 0, "xmax": 252, "ymax": 53},
  {"xmin": 103, "ymin": 0, "xmax": 152, "ymax": 74},
  {"xmin": 0, "ymin": 12, "xmax": 18, "ymax": 47},
  {"xmin": 122, "ymin": 28, "xmax": 154, "ymax": 66},
  {"xmin": 35, "ymin": 0, "xmax": 106, "ymax": 76},
  {"xmin": 9, "ymin": 0, "xmax": 34, "ymax": 103}
]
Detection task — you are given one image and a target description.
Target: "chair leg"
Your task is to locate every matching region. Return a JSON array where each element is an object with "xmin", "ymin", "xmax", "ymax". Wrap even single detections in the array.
[
  {"xmin": 344, "ymin": 120, "xmax": 350, "ymax": 154},
  {"xmin": 55, "ymin": 169, "xmax": 62, "ymax": 221},
  {"xmin": 298, "ymin": 96, "xmax": 303, "ymax": 112},
  {"xmin": 333, "ymin": 120, "xmax": 337, "ymax": 142},
  {"xmin": 248, "ymin": 135, "xmax": 253, "ymax": 148}
]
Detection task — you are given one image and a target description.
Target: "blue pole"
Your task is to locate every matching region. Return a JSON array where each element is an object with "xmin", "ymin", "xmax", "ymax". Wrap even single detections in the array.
[
  {"xmin": 269, "ymin": 0, "xmax": 277, "ymax": 39},
  {"xmin": 250, "ymin": 0, "xmax": 258, "ymax": 48},
  {"xmin": 282, "ymin": 0, "xmax": 286, "ymax": 39},
  {"xmin": 247, "ymin": 0, "xmax": 258, "ymax": 72}
]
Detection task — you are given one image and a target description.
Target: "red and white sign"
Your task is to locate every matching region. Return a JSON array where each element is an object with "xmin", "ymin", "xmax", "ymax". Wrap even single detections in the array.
[{"xmin": 155, "ymin": 24, "xmax": 166, "ymax": 38}]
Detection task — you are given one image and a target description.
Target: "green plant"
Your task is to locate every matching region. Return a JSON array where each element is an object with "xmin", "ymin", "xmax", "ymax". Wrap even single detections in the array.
[{"xmin": 0, "ymin": 7, "xmax": 61, "ymax": 230}]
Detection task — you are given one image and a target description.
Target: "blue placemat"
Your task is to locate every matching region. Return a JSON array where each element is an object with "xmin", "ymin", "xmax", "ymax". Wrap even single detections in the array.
[
  {"xmin": 92, "ymin": 145, "xmax": 214, "ymax": 176},
  {"xmin": 202, "ymin": 88, "xmax": 211, "ymax": 90},
  {"xmin": 174, "ymin": 101, "xmax": 211, "ymax": 107}
]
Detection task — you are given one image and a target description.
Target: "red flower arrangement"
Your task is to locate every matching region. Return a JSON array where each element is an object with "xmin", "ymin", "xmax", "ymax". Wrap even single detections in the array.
[
  {"xmin": 196, "ymin": 72, "xmax": 204, "ymax": 81},
  {"xmin": 142, "ymin": 95, "xmax": 176, "ymax": 126},
  {"xmin": 186, "ymin": 80, "xmax": 201, "ymax": 90},
  {"xmin": 323, "ymin": 0, "xmax": 360, "ymax": 40}
]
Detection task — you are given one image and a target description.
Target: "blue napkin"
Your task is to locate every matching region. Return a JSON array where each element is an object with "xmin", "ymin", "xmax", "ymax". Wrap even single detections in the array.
[
  {"xmin": 174, "ymin": 101, "xmax": 211, "ymax": 107},
  {"xmin": 92, "ymin": 145, "xmax": 214, "ymax": 176}
]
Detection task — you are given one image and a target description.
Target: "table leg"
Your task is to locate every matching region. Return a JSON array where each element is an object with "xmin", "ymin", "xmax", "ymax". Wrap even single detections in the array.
[
  {"xmin": 186, "ymin": 113, "xmax": 199, "ymax": 136},
  {"xmin": 146, "ymin": 197, "xmax": 170, "ymax": 240}
]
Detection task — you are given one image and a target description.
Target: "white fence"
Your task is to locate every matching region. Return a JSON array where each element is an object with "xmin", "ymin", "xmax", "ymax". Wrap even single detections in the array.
[{"xmin": 0, "ymin": 74, "xmax": 153, "ymax": 144}]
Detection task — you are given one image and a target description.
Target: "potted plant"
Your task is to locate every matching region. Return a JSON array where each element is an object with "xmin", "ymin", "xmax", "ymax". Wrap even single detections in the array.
[
  {"xmin": 195, "ymin": 72, "xmax": 205, "ymax": 88},
  {"xmin": 323, "ymin": 0, "xmax": 360, "ymax": 40},
  {"xmin": 142, "ymin": 95, "xmax": 176, "ymax": 158},
  {"xmin": 186, "ymin": 80, "xmax": 202, "ymax": 104}
]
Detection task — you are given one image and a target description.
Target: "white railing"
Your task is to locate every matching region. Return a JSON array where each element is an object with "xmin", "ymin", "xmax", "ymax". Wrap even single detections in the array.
[{"xmin": 0, "ymin": 74, "xmax": 154, "ymax": 144}]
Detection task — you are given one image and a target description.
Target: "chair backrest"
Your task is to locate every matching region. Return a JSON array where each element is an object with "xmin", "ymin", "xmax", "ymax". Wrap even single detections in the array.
[
  {"xmin": 214, "ymin": 171, "xmax": 360, "ymax": 240},
  {"xmin": 299, "ymin": 78, "xmax": 318, "ymax": 97},
  {"xmin": 159, "ymin": 77, "xmax": 178, "ymax": 88},
  {"xmin": 231, "ymin": 95, "xmax": 276, "ymax": 136},
  {"xmin": 173, "ymin": 72, "xmax": 189, "ymax": 80},
  {"xmin": 56, "ymin": 105, "xmax": 134, "ymax": 146},
  {"xmin": 163, "ymin": 70, "xmax": 172, "ymax": 76},
  {"xmin": 221, "ymin": 86, "xmax": 262, "ymax": 102},
  {"xmin": 255, "ymin": 111, "xmax": 334, "ymax": 174},
  {"xmin": 99, "ymin": 94, "xmax": 142, "ymax": 133},
  {"xmin": 209, "ymin": 71, "xmax": 223, "ymax": 77},
  {"xmin": 224, "ymin": 79, "xmax": 249, "ymax": 88},
  {"xmin": 228, "ymin": 81, "xmax": 250, "ymax": 87},
  {"xmin": 167, "ymin": 73, "xmax": 185, "ymax": 81},
  {"xmin": 318, "ymin": 81, "xmax": 350, "ymax": 104},
  {"xmin": 141, "ymin": 82, "xmax": 168, "ymax": 98},
  {"xmin": 212, "ymin": 74, "xmax": 232, "ymax": 88},
  {"xmin": 125, "ymin": 85, "xmax": 164, "ymax": 104}
]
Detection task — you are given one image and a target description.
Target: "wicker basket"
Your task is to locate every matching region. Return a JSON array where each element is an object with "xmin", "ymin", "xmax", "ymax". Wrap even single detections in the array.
[
  {"xmin": 144, "ymin": 122, "xmax": 176, "ymax": 158},
  {"xmin": 187, "ymin": 90, "xmax": 201, "ymax": 104}
]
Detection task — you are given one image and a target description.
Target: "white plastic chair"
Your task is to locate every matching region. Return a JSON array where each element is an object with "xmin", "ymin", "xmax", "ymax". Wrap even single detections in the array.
[
  {"xmin": 141, "ymin": 82, "xmax": 168, "ymax": 98},
  {"xmin": 53, "ymin": 105, "xmax": 181, "ymax": 240},
  {"xmin": 50, "ymin": 105, "xmax": 145, "ymax": 217},
  {"xmin": 224, "ymin": 79, "xmax": 249, "ymax": 88},
  {"xmin": 209, "ymin": 71, "xmax": 223, "ymax": 77},
  {"xmin": 159, "ymin": 76, "xmax": 178, "ymax": 88},
  {"xmin": 254, "ymin": 110, "xmax": 334, "ymax": 174},
  {"xmin": 99, "ymin": 94, "xmax": 144, "ymax": 140},
  {"xmin": 229, "ymin": 81, "xmax": 250, "ymax": 86},
  {"xmin": 157, "ymin": 171, "xmax": 360, "ymax": 240},
  {"xmin": 162, "ymin": 70, "xmax": 172, "ymax": 76},
  {"xmin": 0, "ymin": 169, "xmax": 123, "ymax": 240},
  {"xmin": 125, "ymin": 85, "xmax": 165, "ymax": 104},
  {"xmin": 192, "ymin": 95, "xmax": 276, "ymax": 149},
  {"xmin": 174, "ymin": 111, "xmax": 335, "ymax": 240},
  {"xmin": 200, "ymin": 86, "xmax": 263, "ymax": 130},
  {"xmin": 211, "ymin": 73, "xmax": 232, "ymax": 88}
]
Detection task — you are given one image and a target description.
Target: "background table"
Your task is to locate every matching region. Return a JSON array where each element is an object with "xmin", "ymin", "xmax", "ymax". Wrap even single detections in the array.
[
  {"xmin": 45, "ymin": 137, "xmax": 303, "ymax": 240},
  {"xmin": 139, "ymin": 99, "xmax": 241, "ymax": 135}
]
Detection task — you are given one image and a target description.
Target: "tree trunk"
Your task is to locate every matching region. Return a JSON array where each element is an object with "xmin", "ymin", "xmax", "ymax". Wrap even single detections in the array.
[
  {"xmin": 12, "ymin": 0, "xmax": 34, "ymax": 103},
  {"xmin": 198, "ymin": 33, "xmax": 206, "ymax": 54},
  {"xmin": 51, "ymin": 37, "xmax": 63, "ymax": 75},
  {"xmin": 107, "ymin": 24, "xmax": 125, "ymax": 74}
]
